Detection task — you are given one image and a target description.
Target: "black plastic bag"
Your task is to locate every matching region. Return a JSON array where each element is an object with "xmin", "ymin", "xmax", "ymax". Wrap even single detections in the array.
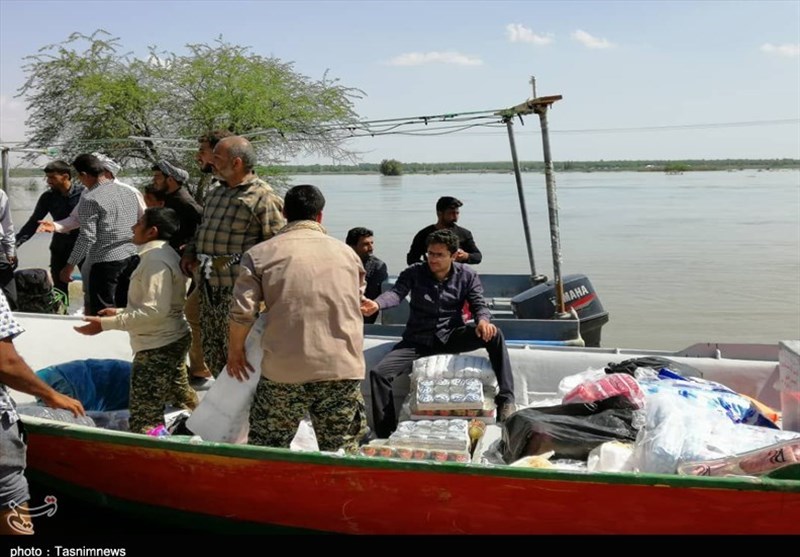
[
  {"xmin": 500, "ymin": 395, "xmax": 638, "ymax": 463},
  {"xmin": 605, "ymin": 356, "xmax": 702, "ymax": 378}
]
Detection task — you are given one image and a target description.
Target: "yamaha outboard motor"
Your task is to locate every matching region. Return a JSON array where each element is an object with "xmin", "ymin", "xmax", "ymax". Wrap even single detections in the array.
[{"xmin": 510, "ymin": 274, "xmax": 609, "ymax": 347}]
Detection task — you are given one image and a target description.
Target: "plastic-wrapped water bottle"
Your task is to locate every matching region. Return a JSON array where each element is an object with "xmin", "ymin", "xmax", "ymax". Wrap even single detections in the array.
[{"xmin": 16, "ymin": 405, "xmax": 96, "ymax": 427}]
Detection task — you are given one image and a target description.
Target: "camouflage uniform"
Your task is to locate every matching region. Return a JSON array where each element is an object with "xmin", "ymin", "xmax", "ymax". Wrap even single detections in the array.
[
  {"xmin": 129, "ymin": 333, "xmax": 197, "ymax": 434},
  {"xmin": 249, "ymin": 377, "xmax": 367, "ymax": 454},
  {"xmin": 199, "ymin": 284, "xmax": 234, "ymax": 378}
]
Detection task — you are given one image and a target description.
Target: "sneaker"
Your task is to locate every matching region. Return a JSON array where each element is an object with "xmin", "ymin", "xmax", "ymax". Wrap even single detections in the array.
[
  {"xmin": 497, "ymin": 401, "xmax": 517, "ymax": 423},
  {"xmin": 189, "ymin": 376, "xmax": 215, "ymax": 391}
]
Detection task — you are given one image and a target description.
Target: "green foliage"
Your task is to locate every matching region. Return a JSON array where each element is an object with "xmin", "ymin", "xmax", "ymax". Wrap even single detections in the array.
[
  {"xmin": 17, "ymin": 30, "xmax": 364, "ymax": 199},
  {"xmin": 379, "ymin": 159, "xmax": 403, "ymax": 176},
  {"xmin": 664, "ymin": 162, "xmax": 690, "ymax": 173},
  {"xmin": 279, "ymin": 158, "xmax": 800, "ymax": 175}
]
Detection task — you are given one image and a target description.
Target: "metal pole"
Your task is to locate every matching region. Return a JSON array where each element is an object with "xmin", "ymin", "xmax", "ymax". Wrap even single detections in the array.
[
  {"xmin": 534, "ymin": 104, "xmax": 568, "ymax": 317},
  {"xmin": 1, "ymin": 148, "xmax": 9, "ymax": 193},
  {"xmin": 504, "ymin": 118, "xmax": 545, "ymax": 284}
]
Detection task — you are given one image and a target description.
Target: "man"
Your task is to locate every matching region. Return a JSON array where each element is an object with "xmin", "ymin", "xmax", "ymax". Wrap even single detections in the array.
[
  {"xmin": 181, "ymin": 136, "xmax": 285, "ymax": 378},
  {"xmin": 406, "ymin": 196, "xmax": 482, "ymax": 266},
  {"xmin": 74, "ymin": 208, "xmax": 197, "ymax": 434},
  {"xmin": 60, "ymin": 154, "xmax": 140, "ymax": 316},
  {"xmin": 346, "ymin": 227, "xmax": 388, "ymax": 325},
  {"xmin": 227, "ymin": 185, "xmax": 367, "ymax": 453},
  {"xmin": 151, "ymin": 159, "xmax": 209, "ymax": 385},
  {"xmin": 93, "ymin": 153, "xmax": 146, "ymax": 218},
  {"xmin": 151, "ymin": 160, "xmax": 203, "ymax": 253},
  {"xmin": 0, "ymin": 290, "xmax": 84, "ymax": 535},
  {"xmin": 143, "ymin": 186, "xmax": 166, "ymax": 208},
  {"xmin": 37, "ymin": 154, "xmax": 144, "ymax": 312},
  {"xmin": 16, "ymin": 161, "xmax": 84, "ymax": 301},
  {"xmin": 363, "ymin": 229, "xmax": 515, "ymax": 439},
  {"xmin": 0, "ymin": 190, "xmax": 18, "ymax": 309},
  {"xmin": 196, "ymin": 130, "xmax": 232, "ymax": 175}
]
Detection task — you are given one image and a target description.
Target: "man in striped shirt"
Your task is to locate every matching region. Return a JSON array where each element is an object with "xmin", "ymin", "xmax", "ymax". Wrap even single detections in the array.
[
  {"xmin": 60, "ymin": 154, "xmax": 141, "ymax": 316},
  {"xmin": 181, "ymin": 136, "xmax": 285, "ymax": 377}
]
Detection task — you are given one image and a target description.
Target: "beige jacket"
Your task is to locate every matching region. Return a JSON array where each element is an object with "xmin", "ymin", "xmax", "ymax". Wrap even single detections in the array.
[
  {"xmin": 230, "ymin": 221, "xmax": 366, "ymax": 384},
  {"xmin": 101, "ymin": 240, "xmax": 190, "ymax": 353}
]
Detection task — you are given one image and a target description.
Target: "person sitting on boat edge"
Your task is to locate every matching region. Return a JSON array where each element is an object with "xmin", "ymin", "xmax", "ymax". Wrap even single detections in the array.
[
  {"xmin": 406, "ymin": 196, "xmax": 482, "ymax": 266},
  {"xmin": 363, "ymin": 229, "xmax": 516, "ymax": 439},
  {"xmin": 346, "ymin": 227, "xmax": 388, "ymax": 325},
  {"xmin": 227, "ymin": 185, "xmax": 368, "ymax": 454},
  {"xmin": 0, "ymin": 289, "xmax": 85, "ymax": 535},
  {"xmin": 74, "ymin": 207, "xmax": 198, "ymax": 434}
]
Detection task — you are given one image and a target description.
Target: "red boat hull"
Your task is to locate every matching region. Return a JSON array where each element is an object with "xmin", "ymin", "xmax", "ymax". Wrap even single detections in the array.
[{"xmin": 23, "ymin": 421, "xmax": 800, "ymax": 535}]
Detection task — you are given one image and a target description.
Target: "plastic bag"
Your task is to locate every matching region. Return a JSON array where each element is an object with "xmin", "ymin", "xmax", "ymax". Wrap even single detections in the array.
[
  {"xmin": 563, "ymin": 373, "xmax": 646, "ymax": 409},
  {"xmin": 632, "ymin": 391, "xmax": 800, "ymax": 475},
  {"xmin": 17, "ymin": 404, "xmax": 96, "ymax": 427},
  {"xmin": 186, "ymin": 315, "xmax": 266, "ymax": 443},
  {"xmin": 500, "ymin": 395, "xmax": 639, "ymax": 463},
  {"xmin": 86, "ymin": 409, "xmax": 130, "ymax": 431}
]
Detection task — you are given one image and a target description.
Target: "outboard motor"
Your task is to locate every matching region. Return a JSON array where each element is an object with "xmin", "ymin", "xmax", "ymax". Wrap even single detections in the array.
[{"xmin": 510, "ymin": 274, "xmax": 609, "ymax": 347}]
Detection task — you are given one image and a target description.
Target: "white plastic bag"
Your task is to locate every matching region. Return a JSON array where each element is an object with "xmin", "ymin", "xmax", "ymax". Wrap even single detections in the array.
[{"xmin": 186, "ymin": 315, "xmax": 266, "ymax": 443}]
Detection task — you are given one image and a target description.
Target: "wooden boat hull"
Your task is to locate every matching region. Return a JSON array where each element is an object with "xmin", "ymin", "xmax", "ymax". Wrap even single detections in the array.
[{"xmin": 23, "ymin": 418, "xmax": 800, "ymax": 535}]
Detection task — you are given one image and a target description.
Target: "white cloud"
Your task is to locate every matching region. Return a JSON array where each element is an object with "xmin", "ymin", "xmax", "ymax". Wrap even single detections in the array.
[
  {"xmin": 506, "ymin": 24, "xmax": 553, "ymax": 45},
  {"xmin": 387, "ymin": 51, "xmax": 483, "ymax": 67},
  {"xmin": 571, "ymin": 29, "xmax": 613, "ymax": 49},
  {"xmin": 760, "ymin": 43, "xmax": 800, "ymax": 57}
]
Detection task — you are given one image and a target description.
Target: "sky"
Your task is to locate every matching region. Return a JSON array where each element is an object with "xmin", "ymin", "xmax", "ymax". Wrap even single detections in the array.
[{"xmin": 1, "ymin": 0, "xmax": 799, "ymax": 165}]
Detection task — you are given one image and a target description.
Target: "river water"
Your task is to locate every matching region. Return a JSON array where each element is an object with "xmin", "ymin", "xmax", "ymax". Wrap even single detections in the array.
[{"xmin": 7, "ymin": 169, "xmax": 800, "ymax": 350}]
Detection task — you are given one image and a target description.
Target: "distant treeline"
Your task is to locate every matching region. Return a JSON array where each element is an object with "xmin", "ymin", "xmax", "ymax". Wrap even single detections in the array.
[
  {"xmin": 7, "ymin": 158, "xmax": 799, "ymax": 178},
  {"xmin": 277, "ymin": 159, "xmax": 800, "ymax": 174}
]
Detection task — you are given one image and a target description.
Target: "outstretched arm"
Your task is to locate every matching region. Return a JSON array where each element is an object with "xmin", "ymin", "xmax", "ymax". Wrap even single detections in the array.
[{"xmin": 0, "ymin": 339, "xmax": 85, "ymax": 416}]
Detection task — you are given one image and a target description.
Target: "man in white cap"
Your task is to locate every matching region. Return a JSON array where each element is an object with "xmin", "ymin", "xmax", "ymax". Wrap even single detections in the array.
[
  {"xmin": 58, "ymin": 154, "xmax": 140, "ymax": 315},
  {"xmin": 37, "ymin": 153, "xmax": 145, "ymax": 312}
]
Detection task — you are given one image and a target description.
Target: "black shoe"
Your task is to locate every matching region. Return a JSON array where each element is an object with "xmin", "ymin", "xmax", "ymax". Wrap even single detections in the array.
[{"xmin": 497, "ymin": 401, "xmax": 517, "ymax": 422}]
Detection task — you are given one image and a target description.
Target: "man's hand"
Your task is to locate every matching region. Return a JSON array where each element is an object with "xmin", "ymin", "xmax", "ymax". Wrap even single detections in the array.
[
  {"xmin": 360, "ymin": 299, "xmax": 379, "ymax": 317},
  {"xmin": 227, "ymin": 348, "xmax": 254, "ymax": 382},
  {"xmin": 7, "ymin": 255, "xmax": 18, "ymax": 270},
  {"xmin": 180, "ymin": 254, "xmax": 199, "ymax": 277},
  {"xmin": 42, "ymin": 391, "xmax": 86, "ymax": 417},
  {"xmin": 454, "ymin": 249, "xmax": 469, "ymax": 262},
  {"xmin": 97, "ymin": 308, "xmax": 118, "ymax": 317},
  {"xmin": 475, "ymin": 319, "xmax": 497, "ymax": 342},
  {"xmin": 36, "ymin": 221, "xmax": 55, "ymax": 233},
  {"xmin": 74, "ymin": 316, "xmax": 103, "ymax": 336},
  {"xmin": 59, "ymin": 264, "xmax": 75, "ymax": 285}
]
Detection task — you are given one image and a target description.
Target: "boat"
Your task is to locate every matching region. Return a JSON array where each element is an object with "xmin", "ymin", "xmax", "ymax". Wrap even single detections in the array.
[
  {"xmin": 7, "ymin": 85, "xmax": 799, "ymax": 534},
  {"xmin": 11, "ymin": 311, "xmax": 800, "ymax": 535}
]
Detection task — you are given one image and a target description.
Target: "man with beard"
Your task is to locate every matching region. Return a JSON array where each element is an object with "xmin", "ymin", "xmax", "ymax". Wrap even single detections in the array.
[
  {"xmin": 181, "ymin": 136, "xmax": 285, "ymax": 378},
  {"xmin": 406, "ymin": 196, "xmax": 482, "ymax": 266},
  {"xmin": 346, "ymin": 227, "xmax": 388, "ymax": 324},
  {"xmin": 151, "ymin": 159, "xmax": 209, "ymax": 386},
  {"xmin": 16, "ymin": 161, "xmax": 84, "ymax": 302}
]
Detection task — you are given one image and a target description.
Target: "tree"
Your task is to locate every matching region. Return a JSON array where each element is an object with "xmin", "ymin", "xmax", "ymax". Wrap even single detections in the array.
[
  {"xmin": 17, "ymin": 30, "xmax": 364, "ymax": 199},
  {"xmin": 379, "ymin": 159, "xmax": 403, "ymax": 176}
]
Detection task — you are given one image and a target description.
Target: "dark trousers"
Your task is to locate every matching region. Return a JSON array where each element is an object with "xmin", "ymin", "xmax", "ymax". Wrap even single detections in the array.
[
  {"xmin": 87, "ymin": 256, "xmax": 138, "ymax": 316},
  {"xmin": 369, "ymin": 325, "xmax": 515, "ymax": 438},
  {"xmin": 49, "ymin": 234, "xmax": 77, "ymax": 300},
  {"xmin": 0, "ymin": 259, "xmax": 17, "ymax": 310}
]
